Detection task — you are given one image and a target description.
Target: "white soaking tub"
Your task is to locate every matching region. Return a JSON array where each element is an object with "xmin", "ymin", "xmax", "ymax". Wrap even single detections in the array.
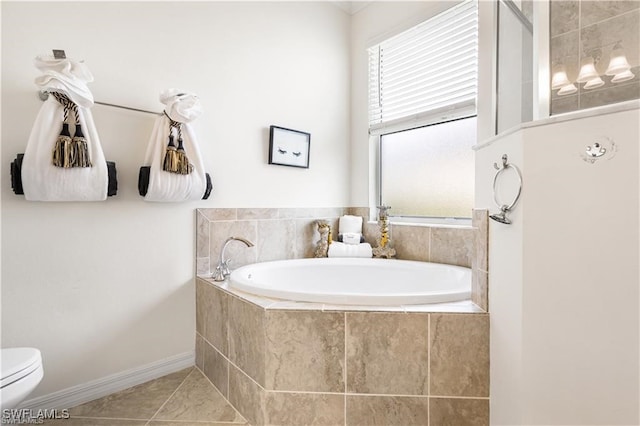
[{"xmin": 229, "ymin": 257, "xmax": 471, "ymax": 306}]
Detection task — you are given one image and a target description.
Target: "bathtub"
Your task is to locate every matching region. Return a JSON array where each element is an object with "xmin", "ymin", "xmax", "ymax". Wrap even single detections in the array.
[{"xmin": 228, "ymin": 257, "xmax": 471, "ymax": 306}]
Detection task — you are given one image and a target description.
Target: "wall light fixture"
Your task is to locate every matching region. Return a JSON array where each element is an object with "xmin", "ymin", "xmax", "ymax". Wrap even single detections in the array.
[{"xmin": 552, "ymin": 41, "xmax": 635, "ymax": 96}]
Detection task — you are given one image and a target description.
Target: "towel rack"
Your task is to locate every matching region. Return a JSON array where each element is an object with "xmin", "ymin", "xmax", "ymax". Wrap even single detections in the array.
[
  {"xmin": 490, "ymin": 154, "xmax": 522, "ymax": 225},
  {"xmin": 38, "ymin": 90, "xmax": 161, "ymax": 116}
]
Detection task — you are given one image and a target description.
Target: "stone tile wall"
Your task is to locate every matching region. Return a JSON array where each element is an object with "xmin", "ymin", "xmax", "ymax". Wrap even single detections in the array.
[
  {"xmin": 472, "ymin": 209, "xmax": 489, "ymax": 311},
  {"xmin": 197, "ymin": 207, "xmax": 488, "ymax": 309},
  {"xmin": 196, "ymin": 208, "xmax": 348, "ymax": 276},
  {"xmin": 550, "ymin": 0, "xmax": 640, "ymax": 114},
  {"xmin": 195, "ymin": 279, "xmax": 490, "ymax": 426}
]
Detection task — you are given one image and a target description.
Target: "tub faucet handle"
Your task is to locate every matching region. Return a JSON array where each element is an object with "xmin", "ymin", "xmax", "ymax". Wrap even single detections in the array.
[{"xmin": 212, "ymin": 236, "xmax": 254, "ymax": 281}]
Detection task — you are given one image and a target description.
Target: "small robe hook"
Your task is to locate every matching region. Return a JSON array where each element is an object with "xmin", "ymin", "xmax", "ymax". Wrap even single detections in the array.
[{"xmin": 494, "ymin": 154, "xmax": 508, "ymax": 170}]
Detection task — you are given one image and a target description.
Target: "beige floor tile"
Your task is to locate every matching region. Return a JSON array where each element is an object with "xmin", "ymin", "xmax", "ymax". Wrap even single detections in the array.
[
  {"xmin": 152, "ymin": 369, "xmax": 244, "ymax": 423},
  {"xmin": 69, "ymin": 368, "xmax": 193, "ymax": 420}
]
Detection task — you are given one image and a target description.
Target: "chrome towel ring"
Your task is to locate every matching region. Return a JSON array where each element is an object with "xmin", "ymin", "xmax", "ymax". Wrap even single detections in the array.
[{"xmin": 490, "ymin": 154, "xmax": 522, "ymax": 225}]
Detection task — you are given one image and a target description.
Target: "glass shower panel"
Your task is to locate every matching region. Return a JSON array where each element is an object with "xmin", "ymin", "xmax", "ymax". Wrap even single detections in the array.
[{"xmin": 496, "ymin": 0, "xmax": 534, "ymax": 134}]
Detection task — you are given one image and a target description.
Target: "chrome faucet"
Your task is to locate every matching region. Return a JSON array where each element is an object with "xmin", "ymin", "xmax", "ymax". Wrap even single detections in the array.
[{"xmin": 212, "ymin": 236, "xmax": 254, "ymax": 281}]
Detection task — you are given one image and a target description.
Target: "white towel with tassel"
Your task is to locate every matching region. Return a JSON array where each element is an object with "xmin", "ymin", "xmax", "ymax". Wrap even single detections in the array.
[
  {"xmin": 328, "ymin": 242, "xmax": 373, "ymax": 258},
  {"xmin": 21, "ymin": 54, "xmax": 108, "ymax": 201},
  {"xmin": 142, "ymin": 89, "xmax": 207, "ymax": 202}
]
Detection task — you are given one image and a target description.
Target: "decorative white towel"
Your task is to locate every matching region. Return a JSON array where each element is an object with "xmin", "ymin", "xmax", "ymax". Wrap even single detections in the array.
[
  {"xmin": 328, "ymin": 242, "xmax": 373, "ymax": 258},
  {"xmin": 22, "ymin": 55, "xmax": 108, "ymax": 201},
  {"xmin": 142, "ymin": 89, "xmax": 207, "ymax": 202},
  {"xmin": 34, "ymin": 55, "xmax": 94, "ymax": 108},
  {"xmin": 339, "ymin": 215, "xmax": 363, "ymax": 234},
  {"xmin": 341, "ymin": 232, "xmax": 363, "ymax": 245}
]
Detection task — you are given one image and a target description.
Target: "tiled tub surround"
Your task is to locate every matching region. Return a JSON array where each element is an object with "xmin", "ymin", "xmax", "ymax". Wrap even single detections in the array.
[
  {"xmin": 195, "ymin": 207, "xmax": 489, "ymax": 425},
  {"xmin": 196, "ymin": 207, "xmax": 488, "ymax": 311},
  {"xmin": 195, "ymin": 279, "xmax": 490, "ymax": 425}
]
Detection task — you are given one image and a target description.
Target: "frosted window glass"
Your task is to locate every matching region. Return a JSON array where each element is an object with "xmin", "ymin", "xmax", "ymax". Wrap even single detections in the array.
[{"xmin": 380, "ymin": 116, "xmax": 476, "ymax": 219}]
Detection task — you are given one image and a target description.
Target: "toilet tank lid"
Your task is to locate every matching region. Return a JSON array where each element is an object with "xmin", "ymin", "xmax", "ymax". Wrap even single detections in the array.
[{"xmin": 1, "ymin": 348, "xmax": 42, "ymax": 383}]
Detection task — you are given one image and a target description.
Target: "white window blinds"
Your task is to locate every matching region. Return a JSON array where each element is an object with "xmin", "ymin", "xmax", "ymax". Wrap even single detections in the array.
[{"xmin": 368, "ymin": 0, "xmax": 478, "ymax": 134}]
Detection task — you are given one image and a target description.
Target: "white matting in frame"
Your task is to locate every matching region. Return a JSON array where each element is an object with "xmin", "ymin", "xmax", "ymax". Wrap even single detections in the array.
[{"xmin": 268, "ymin": 125, "xmax": 310, "ymax": 168}]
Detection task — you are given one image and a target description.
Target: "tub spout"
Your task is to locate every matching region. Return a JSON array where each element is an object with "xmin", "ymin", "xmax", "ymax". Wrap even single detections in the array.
[{"xmin": 212, "ymin": 236, "xmax": 254, "ymax": 281}]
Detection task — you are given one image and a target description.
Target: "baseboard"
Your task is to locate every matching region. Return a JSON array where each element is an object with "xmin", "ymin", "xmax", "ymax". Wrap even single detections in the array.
[{"xmin": 19, "ymin": 351, "xmax": 194, "ymax": 410}]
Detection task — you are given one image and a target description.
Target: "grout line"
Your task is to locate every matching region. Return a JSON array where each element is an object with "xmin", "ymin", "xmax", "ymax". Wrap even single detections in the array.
[
  {"xmin": 197, "ymin": 358, "xmax": 246, "ymax": 424},
  {"xmin": 427, "ymin": 226, "xmax": 432, "ymax": 262},
  {"xmin": 580, "ymin": 6, "xmax": 640, "ymax": 29},
  {"xmin": 344, "ymin": 311, "xmax": 348, "ymax": 426},
  {"xmin": 429, "ymin": 395, "xmax": 491, "ymax": 400},
  {"xmin": 147, "ymin": 368, "xmax": 195, "ymax": 423},
  {"xmin": 199, "ymin": 211, "xmax": 211, "ymax": 259},
  {"xmin": 227, "ymin": 297, "xmax": 231, "ymax": 400},
  {"xmin": 577, "ymin": 0, "xmax": 582, "ymax": 108},
  {"xmin": 427, "ymin": 313, "xmax": 431, "ymax": 426}
]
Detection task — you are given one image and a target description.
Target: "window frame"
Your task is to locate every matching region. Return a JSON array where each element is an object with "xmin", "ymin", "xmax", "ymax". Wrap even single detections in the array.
[{"xmin": 367, "ymin": 0, "xmax": 479, "ymax": 224}]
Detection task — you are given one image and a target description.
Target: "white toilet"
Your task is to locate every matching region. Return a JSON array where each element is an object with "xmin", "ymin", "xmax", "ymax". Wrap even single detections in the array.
[{"xmin": 1, "ymin": 348, "xmax": 44, "ymax": 409}]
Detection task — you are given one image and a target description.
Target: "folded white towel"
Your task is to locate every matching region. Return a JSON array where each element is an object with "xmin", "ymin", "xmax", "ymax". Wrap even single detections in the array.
[
  {"xmin": 339, "ymin": 215, "xmax": 363, "ymax": 234},
  {"xmin": 22, "ymin": 56, "xmax": 108, "ymax": 202},
  {"xmin": 142, "ymin": 89, "xmax": 207, "ymax": 202},
  {"xmin": 160, "ymin": 89, "xmax": 202, "ymax": 123},
  {"xmin": 34, "ymin": 54, "xmax": 94, "ymax": 108},
  {"xmin": 341, "ymin": 232, "xmax": 362, "ymax": 245},
  {"xmin": 328, "ymin": 242, "xmax": 373, "ymax": 258}
]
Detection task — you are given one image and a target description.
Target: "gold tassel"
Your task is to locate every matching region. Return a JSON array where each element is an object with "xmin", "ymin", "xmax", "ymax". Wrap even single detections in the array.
[
  {"xmin": 52, "ymin": 123, "xmax": 73, "ymax": 168},
  {"xmin": 174, "ymin": 137, "xmax": 193, "ymax": 175},
  {"xmin": 71, "ymin": 124, "xmax": 92, "ymax": 168},
  {"xmin": 162, "ymin": 120, "xmax": 193, "ymax": 174},
  {"xmin": 162, "ymin": 133, "xmax": 178, "ymax": 173}
]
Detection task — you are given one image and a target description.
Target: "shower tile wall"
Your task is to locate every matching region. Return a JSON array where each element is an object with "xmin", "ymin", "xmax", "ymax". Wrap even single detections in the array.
[
  {"xmin": 195, "ymin": 280, "xmax": 490, "ymax": 425},
  {"xmin": 550, "ymin": 0, "xmax": 640, "ymax": 114}
]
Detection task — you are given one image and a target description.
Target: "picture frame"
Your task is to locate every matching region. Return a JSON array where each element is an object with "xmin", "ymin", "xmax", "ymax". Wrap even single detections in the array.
[{"xmin": 268, "ymin": 125, "xmax": 311, "ymax": 168}]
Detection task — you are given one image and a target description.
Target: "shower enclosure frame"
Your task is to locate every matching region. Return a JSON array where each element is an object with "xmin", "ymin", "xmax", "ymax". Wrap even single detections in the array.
[{"xmin": 492, "ymin": 0, "xmax": 550, "ymax": 137}]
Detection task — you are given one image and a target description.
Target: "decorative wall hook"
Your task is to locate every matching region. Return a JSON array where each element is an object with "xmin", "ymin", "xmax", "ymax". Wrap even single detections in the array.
[
  {"xmin": 493, "ymin": 154, "xmax": 509, "ymax": 170},
  {"xmin": 581, "ymin": 137, "xmax": 616, "ymax": 164},
  {"xmin": 585, "ymin": 142, "xmax": 606, "ymax": 158}
]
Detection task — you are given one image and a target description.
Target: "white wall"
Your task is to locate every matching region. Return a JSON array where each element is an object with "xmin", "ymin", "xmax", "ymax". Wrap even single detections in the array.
[
  {"xmin": 521, "ymin": 110, "xmax": 639, "ymax": 425},
  {"xmin": 475, "ymin": 131, "xmax": 525, "ymax": 425},
  {"xmin": 477, "ymin": 107, "xmax": 640, "ymax": 425},
  {"xmin": 1, "ymin": 1, "xmax": 350, "ymax": 398}
]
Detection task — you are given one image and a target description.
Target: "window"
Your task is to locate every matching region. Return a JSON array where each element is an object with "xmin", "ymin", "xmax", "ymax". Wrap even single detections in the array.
[
  {"xmin": 380, "ymin": 116, "xmax": 476, "ymax": 219},
  {"xmin": 369, "ymin": 0, "xmax": 478, "ymax": 220}
]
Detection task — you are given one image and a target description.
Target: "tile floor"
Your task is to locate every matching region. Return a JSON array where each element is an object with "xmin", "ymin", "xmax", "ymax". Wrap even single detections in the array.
[{"xmin": 43, "ymin": 367, "xmax": 247, "ymax": 425}]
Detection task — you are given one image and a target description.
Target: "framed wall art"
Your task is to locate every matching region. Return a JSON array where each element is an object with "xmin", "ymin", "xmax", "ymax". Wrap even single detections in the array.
[{"xmin": 268, "ymin": 125, "xmax": 310, "ymax": 168}]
